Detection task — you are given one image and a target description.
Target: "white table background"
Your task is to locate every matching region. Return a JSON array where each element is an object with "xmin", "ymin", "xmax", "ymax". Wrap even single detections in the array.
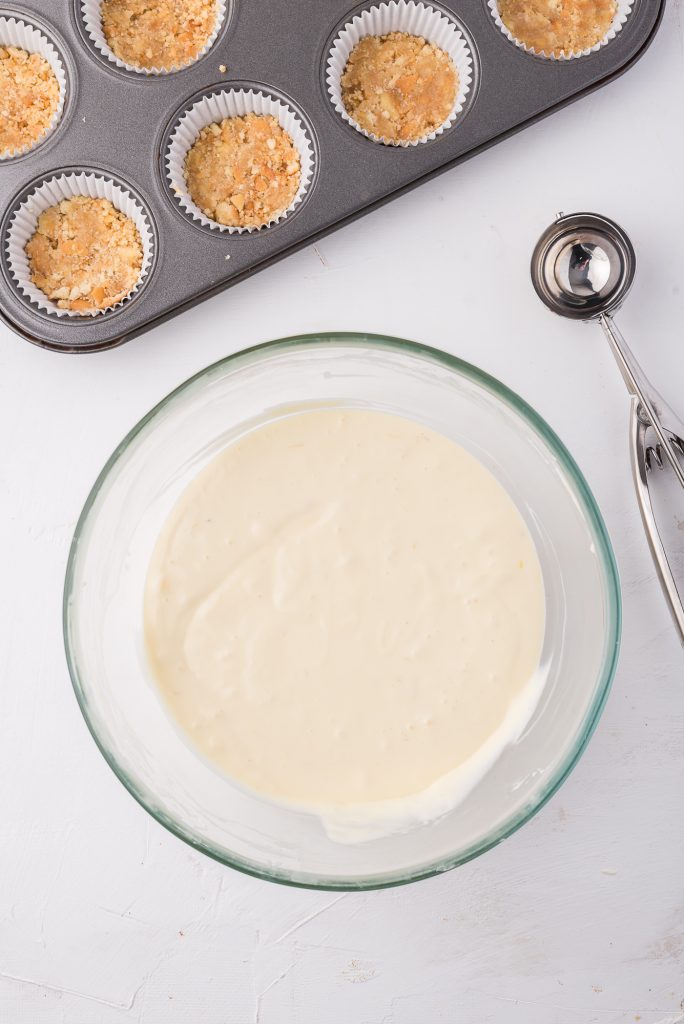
[{"xmin": 1, "ymin": 8, "xmax": 683, "ymax": 1022}]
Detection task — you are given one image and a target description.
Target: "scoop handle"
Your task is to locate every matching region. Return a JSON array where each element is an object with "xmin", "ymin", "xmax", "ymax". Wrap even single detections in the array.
[
  {"xmin": 630, "ymin": 400, "xmax": 684, "ymax": 646},
  {"xmin": 601, "ymin": 314, "xmax": 684, "ymax": 489}
]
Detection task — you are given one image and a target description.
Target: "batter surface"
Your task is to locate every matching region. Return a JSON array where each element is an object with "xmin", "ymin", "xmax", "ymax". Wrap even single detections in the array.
[{"xmin": 144, "ymin": 409, "xmax": 545, "ymax": 815}]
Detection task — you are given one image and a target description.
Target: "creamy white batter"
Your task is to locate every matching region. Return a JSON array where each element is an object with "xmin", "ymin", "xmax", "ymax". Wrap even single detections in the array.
[{"xmin": 144, "ymin": 408, "xmax": 545, "ymax": 834}]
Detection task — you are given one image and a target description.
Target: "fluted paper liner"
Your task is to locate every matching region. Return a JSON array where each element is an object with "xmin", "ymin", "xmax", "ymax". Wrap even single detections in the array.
[
  {"xmin": 6, "ymin": 171, "xmax": 154, "ymax": 318},
  {"xmin": 80, "ymin": 0, "xmax": 227, "ymax": 75},
  {"xmin": 326, "ymin": 1, "xmax": 473, "ymax": 146},
  {"xmin": 165, "ymin": 88, "xmax": 315, "ymax": 233},
  {"xmin": 487, "ymin": 0, "xmax": 633, "ymax": 59},
  {"xmin": 0, "ymin": 16, "xmax": 67, "ymax": 159}
]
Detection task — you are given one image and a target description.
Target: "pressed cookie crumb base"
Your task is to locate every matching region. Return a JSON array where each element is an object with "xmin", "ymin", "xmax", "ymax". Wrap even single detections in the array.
[
  {"xmin": 184, "ymin": 113, "xmax": 301, "ymax": 229},
  {"xmin": 498, "ymin": 0, "xmax": 617, "ymax": 55},
  {"xmin": 100, "ymin": 0, "xmax": 218, "ymax": 70},
  {"xmin": 0, "ymin": 46, "xmax": 60, "ymax": 155},
  {"xmin": 25, "ymin": 196, "xmax": 143, "ymax": 312},
  {"xmin": 341, "ymin": 31, "xmax": 458, "ymax": 143}
]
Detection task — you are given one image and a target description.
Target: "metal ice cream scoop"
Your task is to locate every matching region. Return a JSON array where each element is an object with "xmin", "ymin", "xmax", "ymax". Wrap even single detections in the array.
[{"xmin": 531, "ymin": 212, "xmax": 684, "ymax": 644}]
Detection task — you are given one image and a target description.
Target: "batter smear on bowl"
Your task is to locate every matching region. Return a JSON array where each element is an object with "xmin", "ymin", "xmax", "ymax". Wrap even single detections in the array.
[
  {"xmin": 144, "ymin": 409, "xmax": 545, "ymax": 832},
  {"xmin": 498, "ymin": 0, "xmax": 617, "ymax": 55},
  {"xmin": 341, "ymin": 32, "xmax": 458, "ymax": 143},
  {"xmin": 184, "ymin": 113, "xmax": 301, "ymax": 228},
  {"xmin": 25, "ymin": 196, "xmax": 143, "ymax": 313}
]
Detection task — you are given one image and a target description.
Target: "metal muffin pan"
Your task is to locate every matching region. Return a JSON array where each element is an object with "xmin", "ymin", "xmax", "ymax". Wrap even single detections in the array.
[{"xmin": 0, "ymin": 0, "xmax": 663, "ymax": 353}]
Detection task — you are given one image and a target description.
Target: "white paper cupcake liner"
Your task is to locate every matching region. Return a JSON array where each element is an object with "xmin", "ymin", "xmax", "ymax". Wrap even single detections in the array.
[
  {"xmin": 6, "ymin": 171, "xmax": 154, "ymax": 318},
  {"xmin": 0, "ymin": 17, "xmax": 67, "ymax": 160},
  {"xmin": 326, "ymin": 0, "xmax": 473, "ymax": 147},
  {"xmin": 165, "ymin": 88, "xmax": 316, "ymax": 234},
  {"xmin": 80, "ymin": 0, "xmax": 227, "ymax": 75},
  {"xmin": 487, "ymin": 0, "xmax": 633, "ymax": 59}
]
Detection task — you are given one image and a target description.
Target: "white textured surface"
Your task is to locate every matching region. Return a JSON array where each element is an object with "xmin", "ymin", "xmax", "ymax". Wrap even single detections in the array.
[{"xmin": 1, "ymin": 6, "xmax": 683, "ymax": 1021}]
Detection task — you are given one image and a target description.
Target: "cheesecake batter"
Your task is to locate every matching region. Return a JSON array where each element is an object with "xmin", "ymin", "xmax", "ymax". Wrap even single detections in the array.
[{"xmin": 144, "ymin": 408, "xmax": 545, "ymax": 832}]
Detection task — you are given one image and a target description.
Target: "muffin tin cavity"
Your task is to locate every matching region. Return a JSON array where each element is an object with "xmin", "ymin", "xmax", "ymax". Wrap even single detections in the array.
[
  {"xmin": 78, "ymin": 0, "xmax": 231, "ymax": 77},
  {"xmin": 0, "ymin": 0, "xmax": 662, "ymax": 351},
  {"xmin": 3, "ymin": 169, "xmax": 156, "ymax": 319},
  {"xmin": 326, "ymin": 1, "xmax": 475, "ymax": 146},
  {"xmin": 0, "ymin": 13, "xmax": 69, "ymax": 160},
  {"xmin": 163, "ymin": 86, "xmax": 317, "ymax": 233},
  {"xmin": 487, "ymin": 0, "xmax": 634, "ymax": 59}
]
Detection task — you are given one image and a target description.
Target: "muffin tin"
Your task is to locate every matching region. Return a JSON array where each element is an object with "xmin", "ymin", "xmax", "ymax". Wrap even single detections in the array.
[{"xmin": 0, "ymin": 0, "xmax": 663, "ymax": 353}]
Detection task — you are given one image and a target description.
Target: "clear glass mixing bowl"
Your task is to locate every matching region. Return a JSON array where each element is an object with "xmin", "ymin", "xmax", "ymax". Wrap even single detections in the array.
[{"xmin": 63, "ymin": 334, "xmax": 621, "ymax": 890}]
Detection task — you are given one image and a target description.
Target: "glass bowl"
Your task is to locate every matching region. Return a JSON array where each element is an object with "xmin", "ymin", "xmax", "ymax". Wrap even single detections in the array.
[{"xmin": 63, "ymin": 334, "xmax": 620, "ymax": 890}]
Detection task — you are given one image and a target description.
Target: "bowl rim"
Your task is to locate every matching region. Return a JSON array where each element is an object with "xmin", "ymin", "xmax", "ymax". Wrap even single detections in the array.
[{"xmin": 63, "ymin": 332, "xmax": 621, "ymax": 891}]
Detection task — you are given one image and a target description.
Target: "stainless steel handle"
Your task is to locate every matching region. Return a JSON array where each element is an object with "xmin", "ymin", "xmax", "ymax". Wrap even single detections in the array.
[
  {"xmin": 601, "ymin": 314, "xmax": 684, "ymax": 488},
  {"xmin": 630, "ymin": 399, "xmax": 684, "ymax": 646}
]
